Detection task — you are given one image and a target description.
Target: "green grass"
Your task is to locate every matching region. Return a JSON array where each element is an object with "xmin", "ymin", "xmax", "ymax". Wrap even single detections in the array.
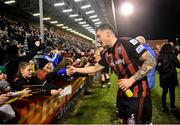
[
  {"xmin": 151, "ymin": 69, "xmax": 180, "ymax": 124},
  {"xmin": 57, "ymin": 70, "xmax": 180, "ymax": 124}
]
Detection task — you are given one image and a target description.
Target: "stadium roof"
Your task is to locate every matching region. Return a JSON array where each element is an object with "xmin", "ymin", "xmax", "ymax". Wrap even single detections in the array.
[{"xmin": 1, "ymin": 0, "xmax": 180, "ymax": 41}]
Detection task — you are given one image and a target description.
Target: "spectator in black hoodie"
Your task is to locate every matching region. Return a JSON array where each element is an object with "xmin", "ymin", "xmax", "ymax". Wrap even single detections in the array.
[{"xmin": 157, "ymin": 43, "xmax": 180, "ymax": 111}]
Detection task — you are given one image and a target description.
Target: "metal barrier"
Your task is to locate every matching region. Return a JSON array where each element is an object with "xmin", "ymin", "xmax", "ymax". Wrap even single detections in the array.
[{"xmin": 11, "ymin": 77, "xmax": 86, "ymax": 124}]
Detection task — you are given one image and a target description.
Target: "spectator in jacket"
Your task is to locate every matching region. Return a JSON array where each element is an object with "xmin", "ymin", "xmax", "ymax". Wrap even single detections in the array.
[
  {"xmin": 135, "ymin": 36, "xmax": 156, "ymax": 89},
  {"xmin": 14, "ymin": 62, "xmax": 62, "ymax": 95},
  {"xmin": 135, "ymin": 36, "xmax": 156, "ymax": 123},
  {"xmin": 157, "ymin": 43, "xmax": 180, "ymax": 112}
]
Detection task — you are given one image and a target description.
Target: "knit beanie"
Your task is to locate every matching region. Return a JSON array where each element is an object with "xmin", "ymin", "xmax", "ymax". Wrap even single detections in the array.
[
  {"xmin": 0, "ymin": 80, "xmax": 10, "ymax": 92},
  {"xmin": 0, "ymin": 66, "xmax": 7, "ymax": 74}
]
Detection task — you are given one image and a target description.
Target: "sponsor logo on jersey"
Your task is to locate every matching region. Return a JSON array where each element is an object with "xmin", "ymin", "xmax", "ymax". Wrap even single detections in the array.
[
  {"xmin": 109, "ymin": 59, "xmax": 125, "ymax": 66},
  {"xmin": 136, "ymin": 45, "xmax": 145, "ymax": 53},
  {"xmin": 129, "ymin": 39, "xmax": 138, "ymax": 45}
]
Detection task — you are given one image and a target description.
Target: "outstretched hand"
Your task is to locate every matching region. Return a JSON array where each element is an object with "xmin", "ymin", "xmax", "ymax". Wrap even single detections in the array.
[
  {"xmin": 22, "ymin": 88, "xmax": 32, "ymax": 95},
  {"xmin": 0, "ymin": 94, "xmax": 10, "ymax": 105}
]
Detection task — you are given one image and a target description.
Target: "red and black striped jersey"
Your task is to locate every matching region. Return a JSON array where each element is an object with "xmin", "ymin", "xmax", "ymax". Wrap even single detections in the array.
[{"xmin": 98, "ymin": 38, "xmax": 150, "ymax": 97}]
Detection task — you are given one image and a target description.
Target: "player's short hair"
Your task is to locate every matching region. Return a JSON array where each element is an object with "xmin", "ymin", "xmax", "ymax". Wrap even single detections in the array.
[{"xmin": 96, "ymin": 24, "xmax": 115, "ymax": 33}]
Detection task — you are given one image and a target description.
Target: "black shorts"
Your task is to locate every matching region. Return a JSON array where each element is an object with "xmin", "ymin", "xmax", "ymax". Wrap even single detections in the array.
[{"xmin": 116, "ymin": 94, "xmax": 152, "ymax": 124}]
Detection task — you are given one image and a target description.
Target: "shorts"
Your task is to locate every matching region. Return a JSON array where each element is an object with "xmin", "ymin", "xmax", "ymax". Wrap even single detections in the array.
[{"xmin": 116, "ymin": 94, "xmax": 152, "ymax": 124}]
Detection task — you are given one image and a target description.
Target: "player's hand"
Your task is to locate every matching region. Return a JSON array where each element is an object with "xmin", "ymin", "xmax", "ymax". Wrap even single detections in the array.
[
  {"xmin": 68, "ymin": 66, "xmax": 77, "ymax": 75},
  {"xmin": 66, "ymin": 68, "xmax": 71, "ymax": 76},
  {"xmin": 118, "ymin": 78, "xmax": 134, "ymax": 91}
]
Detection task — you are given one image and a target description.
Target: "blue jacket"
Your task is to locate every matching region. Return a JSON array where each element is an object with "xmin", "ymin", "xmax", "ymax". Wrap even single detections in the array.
[
  {"xmin": 144, "ymin": 43, "xmax": 156, "ymax": 89},
  {"xmin": 44, "ymin": 53, "xmax": 63, "ymax": 67}
]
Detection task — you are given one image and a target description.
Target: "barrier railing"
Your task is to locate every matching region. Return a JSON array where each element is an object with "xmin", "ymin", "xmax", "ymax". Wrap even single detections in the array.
[{"xmin": 11, "ymin": 77, "xmax": 86, "ymax": 124}]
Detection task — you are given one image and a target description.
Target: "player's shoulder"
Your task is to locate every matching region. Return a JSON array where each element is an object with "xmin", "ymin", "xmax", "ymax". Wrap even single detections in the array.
[
  {"xmin": 128, "ymin": 39, "xmax": 139, "ymax": 45},
  {"xmin": 118, "ymin": 37, "xmax": 139, "ymax": 45}
]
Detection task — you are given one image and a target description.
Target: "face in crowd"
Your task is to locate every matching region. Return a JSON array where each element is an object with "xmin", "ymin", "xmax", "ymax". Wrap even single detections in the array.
[
  {"xmin": 0, "ymin": 66, "xmax": 7, "ymax": 81},
  {"xmin": 43, "ymin": 62, "xmax": 54, "ymax": 73},
  {"xmin": 0, "ymin": 72, "xmax": 7, "ymax": 81},
  {"xmin": 19, "ymin": 62, "xmax": 33, "ymax": 78}
]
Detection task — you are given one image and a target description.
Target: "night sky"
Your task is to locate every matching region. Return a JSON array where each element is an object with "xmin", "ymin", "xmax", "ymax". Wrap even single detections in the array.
[{"xmin": 114, "ymin": 0, "xmax": 180, "ymax": 42}]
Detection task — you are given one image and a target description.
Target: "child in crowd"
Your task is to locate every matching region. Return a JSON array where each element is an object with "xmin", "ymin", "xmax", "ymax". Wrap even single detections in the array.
[{"xmin": 14, "ymin": 61, "xmax": 63, "ymax": 95}]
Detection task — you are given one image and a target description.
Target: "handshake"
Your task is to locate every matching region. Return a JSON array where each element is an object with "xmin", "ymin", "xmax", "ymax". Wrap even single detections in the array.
[
  {"xmin": 58, "ymin": 66, "xmax": 86, "ymax": 77},
  {"xmin": 66, "ymin": 66, "xmax": 77, "ymax": 76},
  {"xmin": 66, "ymin": 66, "xmax": 134, "ymax": 98}
]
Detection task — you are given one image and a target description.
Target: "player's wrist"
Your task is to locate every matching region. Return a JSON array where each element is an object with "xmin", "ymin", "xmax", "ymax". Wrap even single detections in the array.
[
  {"xmin": 74, "ymin": 67, "xmax": 79, "ymax": 73},
  {"xmin": 129, "ymin": 77, "xmax": 136, "ymax": 85}
]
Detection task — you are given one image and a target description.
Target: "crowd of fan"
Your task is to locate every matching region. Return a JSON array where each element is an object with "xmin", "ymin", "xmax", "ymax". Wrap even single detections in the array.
[{"xmin": 0, "ymin": 15, "xmax": 97, "ymax": 123}]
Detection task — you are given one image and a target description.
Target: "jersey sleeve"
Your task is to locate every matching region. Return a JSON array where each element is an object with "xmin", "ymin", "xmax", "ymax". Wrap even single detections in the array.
[{"xmin": 127, "ymin": 39, "xmax": 147, "ymax": 59}]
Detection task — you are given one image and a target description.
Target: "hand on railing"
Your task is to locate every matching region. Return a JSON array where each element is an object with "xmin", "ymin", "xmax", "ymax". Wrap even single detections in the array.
[{"xmin": 0, "ymin": 93, "xmax": 10, "ymax": 105}]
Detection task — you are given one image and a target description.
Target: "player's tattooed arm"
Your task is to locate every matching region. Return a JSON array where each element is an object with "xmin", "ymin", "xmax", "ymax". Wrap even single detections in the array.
[{"xmin": 132, "ymin": 51, "xmax": 156, "ymax": 81}]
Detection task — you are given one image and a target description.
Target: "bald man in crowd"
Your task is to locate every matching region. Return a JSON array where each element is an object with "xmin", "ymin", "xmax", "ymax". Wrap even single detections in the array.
[
  {"xmin": 135, "ymin": 36, "xmax": 156, "ymax": 123},
  {"xmin": 135, "ymin": 36, "xmax": 156, "ymax": 89}
]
